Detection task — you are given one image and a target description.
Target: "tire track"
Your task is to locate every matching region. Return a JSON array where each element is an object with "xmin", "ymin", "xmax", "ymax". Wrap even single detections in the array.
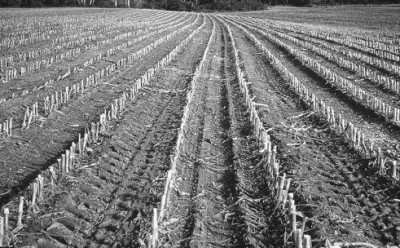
[
  {"xmin": 218, "ymin": 17, "xmax": 279, "ymax": 248},
  {"xmin": 164, "ymin": 17, "xmax": 237, "ymax": 248},
  {"xmin": 185, "ymin": 20, "xmax": 238, "ymax": 247},
  {"xmin": 163, "ymin": 16, "xmax": 275, "ymax": 248}
]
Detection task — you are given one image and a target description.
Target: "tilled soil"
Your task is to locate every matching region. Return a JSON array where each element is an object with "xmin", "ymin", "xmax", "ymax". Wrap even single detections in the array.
[
  {"xmin": 12, "ymin": 15, "xmax": 210, "ymax": 248},
  {"xmin": 1, "ymin": 7, "xmax": 400, "ymax": 248},
  {"xmin": 0, "ymin": 13, "xmax": 203, "ymax": 206},
  {"xmin": 226, "ymin": 16, "xmax": 400, "ymax": 153},
  {"xmin": 221, "ymin": 14, "xmax": 400, "ymax": 247},
  {"xmin": 162, "ymin": 17, "xmax": 282, "ymax": 248}
]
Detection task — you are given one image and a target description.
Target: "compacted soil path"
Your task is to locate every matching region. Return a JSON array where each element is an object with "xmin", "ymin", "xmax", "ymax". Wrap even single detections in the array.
[{"xmin": 162, "ymin": 17, "xmax": 277, "ymax": 248}]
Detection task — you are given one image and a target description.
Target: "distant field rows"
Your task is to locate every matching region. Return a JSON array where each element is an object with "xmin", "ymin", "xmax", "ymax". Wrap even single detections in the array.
[{"xmin": 0, "ymin": 7, "xmax": 399, "ymax": 248}]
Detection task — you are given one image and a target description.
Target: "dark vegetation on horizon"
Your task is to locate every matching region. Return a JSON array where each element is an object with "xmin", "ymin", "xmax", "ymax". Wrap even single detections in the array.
[{"xmin": 0, "ymin": 0, "xmax": 399, "ymax": 14}]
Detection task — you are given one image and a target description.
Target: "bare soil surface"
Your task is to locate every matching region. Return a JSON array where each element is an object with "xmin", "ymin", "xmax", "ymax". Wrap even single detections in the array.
[
  {"xmin": 0, "ymin": 11, "xmax": 187, "ymax": 101},
  {"xmin": 221, "ymin": 14, "xmax": 400, "ymax": 247},
  {"xmin": 1, "ymin": 7, "xmax": 400, "ymax": 248},
  {"xmin": 10, "ymin": 14, "xmax": 210, "ymax": 248},
  {"xmin": 229, "ymin": 5, "xmax": 400, "ymax": 31},
  {"xmin": 0, "ymin": 12, "xmax": 203, "ymax": 208},
  {"xmin": 163, "ymin": 17, "xmax": 284, "ymax": 248},
  {"xmin": 227, "ymin": 16, "xmax": 400, "ymax": 160}
]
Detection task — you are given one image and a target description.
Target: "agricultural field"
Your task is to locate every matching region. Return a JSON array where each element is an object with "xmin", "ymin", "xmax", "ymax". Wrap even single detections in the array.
[
  {"xmin": 0, "ymin": 5, "xmax": 399, "ymax": 248},
  {"xmin": 234, "ymin": 5, "xmax": 400, "ymax": 30}
]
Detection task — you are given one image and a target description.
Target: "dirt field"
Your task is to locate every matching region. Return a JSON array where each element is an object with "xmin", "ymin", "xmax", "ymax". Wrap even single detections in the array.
[
  {"xmin": 232, "ymin": 5, "xmax": 400, "ymax": 30},
  {"xmin": 0, "ymin": 6, "xmax": 400, "ymax": 248}
]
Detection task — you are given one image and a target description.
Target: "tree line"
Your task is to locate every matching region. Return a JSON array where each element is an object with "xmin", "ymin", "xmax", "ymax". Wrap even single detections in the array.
[{"xmin": 0, "ymin": 0, "xmax": 399, "ymax": 12}]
